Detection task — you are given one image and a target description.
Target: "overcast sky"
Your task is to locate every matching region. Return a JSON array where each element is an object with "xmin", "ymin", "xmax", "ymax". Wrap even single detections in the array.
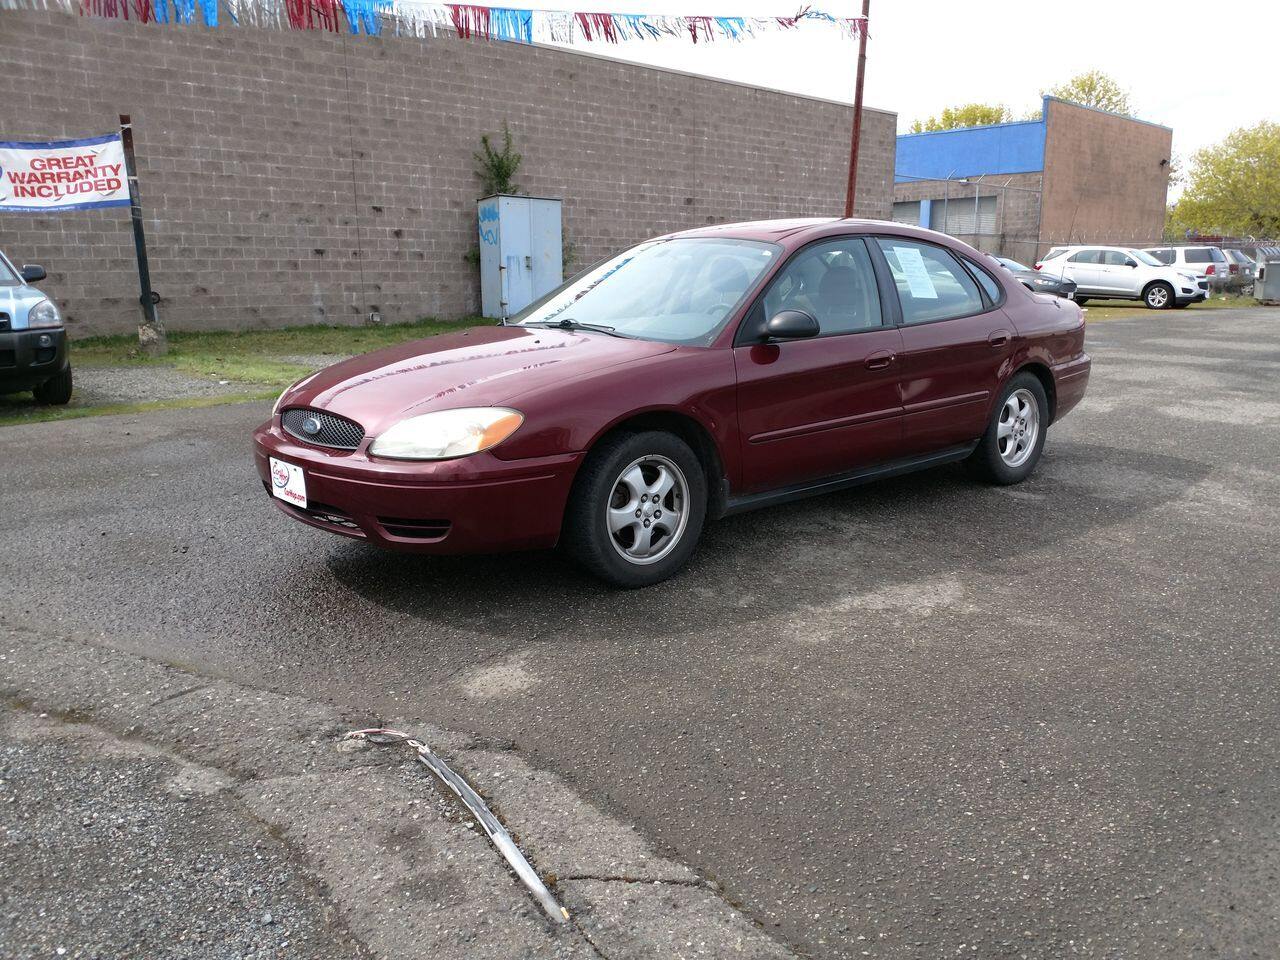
[{"xmin": 546, "ymin": 0, "xmax": 1278, "ymax": 171}]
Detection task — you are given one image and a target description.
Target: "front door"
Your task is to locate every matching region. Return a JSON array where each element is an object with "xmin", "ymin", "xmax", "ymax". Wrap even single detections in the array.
[
  {"xmin": 1094, "ymin": 249, "xmax": 1141, "ymax": 295},
  {"xmin": 1057, "ymin": 248, "xmax": 1103, "ymax": 293},
  {"xmin": 872, "ymin": 237, "xmax": 1014, "ymax": 455},
  {"xmin": 733, "ymin": 237, "xmax": 904, "ymax": 494}
]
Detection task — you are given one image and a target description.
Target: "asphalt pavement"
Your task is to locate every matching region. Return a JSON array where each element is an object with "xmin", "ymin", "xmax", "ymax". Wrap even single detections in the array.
[{"xmin": 2, "ymin": 307, "xmax": 1278, "ymax": 958}]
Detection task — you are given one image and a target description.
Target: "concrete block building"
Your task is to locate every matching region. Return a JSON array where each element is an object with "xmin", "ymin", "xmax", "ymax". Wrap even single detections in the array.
[
  {"xmin": 0, "ymin": 11, "xmax": 896, "ymax": 336},
  {"xmin": 892, "ymin": 96, "xmax": 1173, "ymax": 263}
]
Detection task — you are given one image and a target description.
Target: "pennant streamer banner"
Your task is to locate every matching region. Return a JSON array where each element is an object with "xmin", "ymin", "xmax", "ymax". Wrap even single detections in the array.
[
  {"xmin": 0, "ymin": 134, "xmax": 130, "ymax": 213},
  {"xmin": 4, "ymin": 0, "xmax": 866, "ymax": 44}
]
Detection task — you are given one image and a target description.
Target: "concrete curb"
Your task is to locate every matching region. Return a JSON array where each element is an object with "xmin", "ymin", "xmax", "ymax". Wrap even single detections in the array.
[{"xmin": 0, "ymin": 622, "xmax": 797, "ymax": 959}]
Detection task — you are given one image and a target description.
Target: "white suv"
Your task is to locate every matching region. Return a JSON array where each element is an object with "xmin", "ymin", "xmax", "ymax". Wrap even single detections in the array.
[
  {"xmin": 1035, "ymin": 246, "xmax": 1207, "ymax": 309},
  {"xmin": 1143, "ymin": 245, "xmax": 1231, "ymax": 293}
]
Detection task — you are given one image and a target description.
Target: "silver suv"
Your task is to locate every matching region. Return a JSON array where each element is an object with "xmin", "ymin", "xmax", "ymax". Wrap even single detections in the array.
[{"xmin": 1144, "ymin": 246, "xmax": 1231, "ymax": 292}]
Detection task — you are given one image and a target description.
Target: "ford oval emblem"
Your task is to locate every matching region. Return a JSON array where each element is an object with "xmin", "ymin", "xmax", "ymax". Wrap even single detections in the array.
[{"xmin": 302, "ymin": 416, "xmax": 321, "ymax": 436}]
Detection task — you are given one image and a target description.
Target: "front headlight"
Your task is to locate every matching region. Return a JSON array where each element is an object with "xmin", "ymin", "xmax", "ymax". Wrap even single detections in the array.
[
  {"xmin": 369, "ymin": 407, "xmax": 524, "ymax": 461},
  {"xmin": 27, "ymin": 299, "xmax": 61, "ymax": 329}
]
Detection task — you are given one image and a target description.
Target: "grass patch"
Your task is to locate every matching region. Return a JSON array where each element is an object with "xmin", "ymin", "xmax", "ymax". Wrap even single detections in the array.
[
  {"xmin": 1083, "ymin": 294, "xmax": 1255, "ymax": 322},
  {"xmin": 2, "ymin": 316, "xmax": 483, "ymax": 428},
  {"xmin": 0, "ymin": 389, "xmax": 277, "ymax": 428}
]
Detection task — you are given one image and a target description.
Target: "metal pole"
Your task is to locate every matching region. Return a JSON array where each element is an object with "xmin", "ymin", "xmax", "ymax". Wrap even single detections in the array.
[
  {"xmin": 842, "ymin": 0, "xmax": 870, "ymax": 219},
  {"xmin": 119, "ymin": 114, "xmax": 166, "ymax": 356}
]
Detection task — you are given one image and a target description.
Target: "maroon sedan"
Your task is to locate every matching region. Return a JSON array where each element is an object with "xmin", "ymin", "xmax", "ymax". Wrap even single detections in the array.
[{"xmin": 254, "ymin": 219, "xmax": 1090, "ymax": 587}]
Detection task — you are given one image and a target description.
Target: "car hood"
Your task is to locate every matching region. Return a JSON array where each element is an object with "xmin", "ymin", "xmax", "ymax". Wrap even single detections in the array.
[
  {"xmin": 285, "ymin": 325, "xmax": 675, "ymax": 432},
  {"xmin": 0, "ymin": 284, "xmax": 48, "ymax": 330}
]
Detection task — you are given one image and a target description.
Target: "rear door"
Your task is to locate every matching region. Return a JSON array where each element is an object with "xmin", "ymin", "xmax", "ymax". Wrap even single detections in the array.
[
  {"xmin": 1059, "ymin": 248, "xmax": 1103, "ymax": 292},
  {"xmin": 733, "ymin": 236, "xmax": 904, "ymax": 493},
  {"xmin": 871, "ymin": 237, "xmax": 1014, "ymax": 455}
]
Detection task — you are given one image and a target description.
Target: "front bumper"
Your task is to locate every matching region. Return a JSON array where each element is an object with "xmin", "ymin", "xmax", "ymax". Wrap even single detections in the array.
[
  {"xmin": 252, "ymin": 418, "xmax": 583, "ymax": 554},
  {"xmin": 0, "ymin": 327, "xmax": 67, "ymax": 392}
]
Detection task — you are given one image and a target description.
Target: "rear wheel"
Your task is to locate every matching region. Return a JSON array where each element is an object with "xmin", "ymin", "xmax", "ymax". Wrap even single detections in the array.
[
  {"xmin": 966, "ymin": 373, "xmax": 1047, "ymax": 485},
  {"xmin": 562, "ymin": 430, "xmax": 707, "ymax": 588},
  {"xmin": 33, "ymin": 365, "xmax": 72, "ymax": 405},
  {"xmin": 1144, "ymin": 282, "xmax": 1174, "ymax": 310}
]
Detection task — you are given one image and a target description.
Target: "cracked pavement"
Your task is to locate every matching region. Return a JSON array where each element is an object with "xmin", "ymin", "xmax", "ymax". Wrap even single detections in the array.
[{"xmin": 2, "ymin": 307, "xmax": 1278, "ymax": 958}]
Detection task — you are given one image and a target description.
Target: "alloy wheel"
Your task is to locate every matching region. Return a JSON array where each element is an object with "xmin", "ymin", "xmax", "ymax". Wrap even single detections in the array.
[
  {"xmin": 606, "ymin": 455, "xmax": 689, "ymax": 565},
  {"xmin": 1147, "ymin": 285, "xmax": 1169, "ymax": 308},
  {"xmin": 997, "ymin": 388, "xmax": 1040, "ymax": 468}
]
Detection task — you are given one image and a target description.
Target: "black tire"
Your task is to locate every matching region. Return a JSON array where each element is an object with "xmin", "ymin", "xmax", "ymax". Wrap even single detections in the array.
[
  {"xmin": 562, "ymin": 430, "xmax": 707, "ymax": 588},
  {"xmin": 1143, "ymin": 281, "xmax": 1175, "ymax": 310},
  {"xmin": 32, "ymin": 365, "xmax": 72, "ymax": 405},
  {"xmin": 966, "ymin": 372, "xmax": 1048, "ymax": 485}
]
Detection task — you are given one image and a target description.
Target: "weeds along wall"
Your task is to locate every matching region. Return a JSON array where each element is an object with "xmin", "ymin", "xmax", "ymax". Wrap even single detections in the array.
[{"xmin": 0, "ymin": 11, "xmax": 896, "ymax": 336}]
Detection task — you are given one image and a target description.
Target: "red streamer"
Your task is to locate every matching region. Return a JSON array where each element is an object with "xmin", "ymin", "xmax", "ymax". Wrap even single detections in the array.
[
  {"xmin": 448, "ymin": 4, "xmax": 492, "ymax": 38},
  {"xmin": 574, "ymin": 12, "xmax": 617, "ymax": 42}
]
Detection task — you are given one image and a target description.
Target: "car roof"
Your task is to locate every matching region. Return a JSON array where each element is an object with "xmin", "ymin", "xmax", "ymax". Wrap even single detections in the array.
[{"xmin": 660, "ymin": 217, "xmax": 974, "ymax": 248}]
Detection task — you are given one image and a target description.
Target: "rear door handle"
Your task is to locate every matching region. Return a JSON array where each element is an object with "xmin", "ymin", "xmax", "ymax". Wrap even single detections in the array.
[
  {"xmin": 987, "ymin": 330, "xmax": 1011, "ymax": 347},
  {"xmin": 865, "ymin": 351, "xmax": 895, "ymax": 370}
]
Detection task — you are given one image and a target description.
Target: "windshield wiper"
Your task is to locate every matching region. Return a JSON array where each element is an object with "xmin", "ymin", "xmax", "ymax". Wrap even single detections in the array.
[{"xmin": 522, "ymin": 318, "xmax": 634, "ymax": 338}]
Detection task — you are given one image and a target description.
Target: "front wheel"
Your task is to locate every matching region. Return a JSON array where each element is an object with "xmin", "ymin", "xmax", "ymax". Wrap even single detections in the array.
[
  {"xmin": 33, "ymin": 365, "xmax": 72, "ymax": 405},
  {"xmin": 1144, "ymin": 282, "xmax": 1174, "ymax": 310},
  {"xmin": 966, "ymin": 373, "xmax": 1048, "ymax": 485},
  {"xmin": 562, "ymin": 430, "xmax": 707, "ymax": 588}
]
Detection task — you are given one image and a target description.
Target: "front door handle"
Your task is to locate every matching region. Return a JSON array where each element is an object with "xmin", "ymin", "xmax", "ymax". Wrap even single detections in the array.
[
  {"xmin": 865, "ymin": 351, "xmax": 895, "ymax": 370},
  {"xmin": 987, "ymin": 330, "xmax": 1011, "ymax": 347}
]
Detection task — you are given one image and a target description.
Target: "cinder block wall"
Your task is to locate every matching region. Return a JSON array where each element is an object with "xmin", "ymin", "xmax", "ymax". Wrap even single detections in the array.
[
  {"xmin": 1040, "ymin": 98, "xmax": 1172, "ymax": 251},
  {"xmin": 0, "ymin": 12, "xmax": 896, "ymax": 337}
]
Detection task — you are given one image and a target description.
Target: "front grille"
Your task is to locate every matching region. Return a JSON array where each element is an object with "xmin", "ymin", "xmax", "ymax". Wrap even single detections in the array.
[
  {"xmin": 263, "ymin": 481, "xmax": 366, "ymax": 535},
  {"xmin": 281, "ymin": 407, "xmax": 365, "ymax": 450},
  {"xmin": 378, "ymin": 517, "xmax": 452, "ymax": 541}
]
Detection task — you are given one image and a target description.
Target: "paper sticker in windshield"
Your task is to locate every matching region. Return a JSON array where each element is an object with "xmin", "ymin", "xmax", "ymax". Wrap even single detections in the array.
[{"xmin": 892, "ymin": 246, "xmax": 939, "ymax": 300}]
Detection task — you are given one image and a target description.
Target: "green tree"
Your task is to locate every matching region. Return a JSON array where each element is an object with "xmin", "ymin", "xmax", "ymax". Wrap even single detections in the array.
[
  {"xmin": 1044, "ymin": 70, "xmax": 1133, "ymax": 115},
  {"xmin": 1168, "ymin": 122, "xmax": 1280, "ymax": 237},
  {"xmin": 909, "ymin": 103, "xmax": 1012, "ymax": 134},
  {"xmin": 474, "ymin": 121, "xmax": 522, "ymax": 196}
]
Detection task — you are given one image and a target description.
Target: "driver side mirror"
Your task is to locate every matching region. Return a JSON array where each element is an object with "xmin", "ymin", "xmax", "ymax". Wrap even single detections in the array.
[
  {"xmin": 1123, "ymin": 259, "xmax": 1137, "ymax": 268},
  {"xmin": 21, "ymin": 264, "xmax": 46, "ymax": 283},
  {"xmin": 763, "ymin": 310, "xmax": 820, "ymax": 341}
]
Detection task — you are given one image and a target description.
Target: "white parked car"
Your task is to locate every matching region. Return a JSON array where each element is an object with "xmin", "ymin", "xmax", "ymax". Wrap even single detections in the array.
[
  {"xmin": 1035, "ymin": 246, "xmax": 1207, "ymax": 309},
  {"xmin": 1143, "ymin": 245, "xmax": 1230, "ymax": 292}
]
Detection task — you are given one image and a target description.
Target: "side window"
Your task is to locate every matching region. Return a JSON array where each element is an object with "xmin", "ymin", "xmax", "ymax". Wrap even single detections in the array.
[
  {"xmin": 875, "ymin": 238, "xmax": 985, "ymax": 325},
  {"xmin": 761, "ymin": 238, "xmax": 882, "ymax": 336},
  {"xmin": 1103, "ymin": 251, "xmax": 1134, "ymax": 266},
  {"xmin": 1068, "ymin": 249, "xmax": 1102, "ymax": 264},
  {"xmin": 963, "ymin": 257, "xmax": 1003, "ymax": 303}
]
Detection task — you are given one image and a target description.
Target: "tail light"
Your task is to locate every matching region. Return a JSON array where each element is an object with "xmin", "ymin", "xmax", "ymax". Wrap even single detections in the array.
[
  {"xmin": 1229, "ymin": 264, "xmax": 1238, "ymax": 274},
  {"xmin": 1206, "ymin": 265, "xmax": 1216, "ymax": 275},
  {"xmin": 1033, "ymin": 263, "xmax": 1042, "ymax": 270}
]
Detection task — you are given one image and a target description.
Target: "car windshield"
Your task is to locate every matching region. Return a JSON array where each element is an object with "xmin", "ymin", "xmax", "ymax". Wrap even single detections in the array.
[
  {"xmin": 999, "ymin": 257, "xmax": 1033, "ymax": 272},
  {"xmin": 0, "ymin": 255, "xmax": 20, "ymax": 287},
  {"xmin": 511, "ymin": 237, "xmax": 780, "ymax": 346},
  {"xmin": 1129, "ymin": 249, "xmax": 1163, "ymax": 267}
]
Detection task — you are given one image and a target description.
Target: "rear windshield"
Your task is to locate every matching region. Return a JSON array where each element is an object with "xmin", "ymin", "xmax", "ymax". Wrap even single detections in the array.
[
  {"xmin": 1146, "ymin": 248, "xmax": 1175, "ymax": 264},
  {"xmin": 1185, "ymin": 248, "xmax": 1226, "ymax": 263}
]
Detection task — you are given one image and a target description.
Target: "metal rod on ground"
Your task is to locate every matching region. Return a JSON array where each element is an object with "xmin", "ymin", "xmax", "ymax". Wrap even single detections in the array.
[
  {"xmin": 119, "ymin": 114, "xmax": 166, "ymax": 356},
  {"xmin": 842, "ymin": 0, "xmax": 871, "ymax": 219}
]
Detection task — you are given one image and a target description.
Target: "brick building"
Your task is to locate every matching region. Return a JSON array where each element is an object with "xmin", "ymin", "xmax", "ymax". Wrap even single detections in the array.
[
  {"xmin": 891, "ymin": 96, "xmax": 1172, "ymax": 264},
  {"xmin": 0, "ymin": 11, "xmax": 896, "ymax": 337}
]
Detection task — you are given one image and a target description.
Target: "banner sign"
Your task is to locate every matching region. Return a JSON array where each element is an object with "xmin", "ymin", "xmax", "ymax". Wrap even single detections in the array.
[
  {"xmin": 31, "ymin": 0, "xmax": 866, "ymax": 44},
  {"xmin": 0, "ymin": 134, "xmax": 130, "ymax": 213}
]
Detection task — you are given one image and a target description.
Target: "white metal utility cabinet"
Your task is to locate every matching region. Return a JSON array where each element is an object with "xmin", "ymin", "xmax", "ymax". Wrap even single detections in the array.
[{"xmin": 477, "ymin": 194, "xmax": 563, "ymax": 319}]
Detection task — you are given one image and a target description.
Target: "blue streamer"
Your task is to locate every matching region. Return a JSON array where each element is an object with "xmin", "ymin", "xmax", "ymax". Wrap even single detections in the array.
[
  {"xmin": 198, "ymin": 0, "xmax": 217, "ymax": 26},
  {"xmin": 714, "ymin": 16, "xmax": 745, "ymax": 39},
  {"xmin": 489, "ymin": 7, "xmax": 534, "ymax": 43},
  {"xmin": 152, "ymin": 0, "xmax": 169, "ymax": 23},
  {"xmin": 343, "ymin": 0, "xmax": 388, "ymax": 34},
  {"xmin": 172, "ymin": 0, "xmax": 195, "ymax": 23}
]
